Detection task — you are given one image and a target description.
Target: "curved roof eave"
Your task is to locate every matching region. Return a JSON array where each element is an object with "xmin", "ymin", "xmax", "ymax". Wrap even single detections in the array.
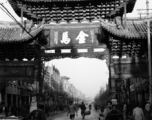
[
  {"xmin": 100, "ymin": 19, "xmax": 149, "ymax": 40},
  {"xmin": 0, "ymin": 22, "xmax": 44, "ymax": 44},
  {"xmin": 11, "ymin": 0, "xmax": 115, "ymax": 2}
]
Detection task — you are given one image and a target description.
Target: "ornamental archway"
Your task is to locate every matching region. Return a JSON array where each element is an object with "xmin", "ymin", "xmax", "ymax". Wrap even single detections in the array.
[{"xmin": 39, "ymin": 23, "xmax": 110, "ymax": 97}]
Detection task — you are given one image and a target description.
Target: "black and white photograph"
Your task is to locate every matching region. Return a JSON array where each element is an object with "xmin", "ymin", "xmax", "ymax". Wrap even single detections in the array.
[{"xmin": 0, "ymin": 0, "xmax": 152, "ymax": 120}]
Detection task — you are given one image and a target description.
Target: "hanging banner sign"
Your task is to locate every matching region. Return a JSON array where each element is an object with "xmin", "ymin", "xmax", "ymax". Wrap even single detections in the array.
[
  {"xmin": 0, "ymin": 61, "xmax": 36, "ymax": 81},
  {"xmin": 44, "ymin": 23, "xmax": 103, "ymax": 47}
]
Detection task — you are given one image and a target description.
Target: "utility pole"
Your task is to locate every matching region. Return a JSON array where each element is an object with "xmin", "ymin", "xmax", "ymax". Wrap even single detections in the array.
[
  {"xmin": 137, "ymin": 0, "xmax": 152, "ymax": 102},
  {"xmin": 146, "ymin": 0, "xmax": 152, "ymax": 103}
]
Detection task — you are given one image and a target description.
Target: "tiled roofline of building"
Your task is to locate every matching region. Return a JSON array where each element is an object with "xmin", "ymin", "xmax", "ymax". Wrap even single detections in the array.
[
  {"xmin": 0, "ymin": 20, "xmax": 45, "ymax": 44},
  {"xmin": 0, "ymin": 20, "xmax": 44, "ymax": 30},
  {"xmin": 0, "ymin": 20, "xmax": 34, "ymax": 27},
  {"xmin": 20, "ymin": 0, "xmax": 119, "ymax": 2},
  {"xmin": 100, "ymin": 18, "xmax": 149, "ymax": 39},
  {"xmin": 0, "ymin": 21, "xmax": 22, "ymax": 26},
  {"xmin": 126, "ymin": 16, "xmax": 152, "ymax": 21},
  {"xmin": 8, "ymin": 0, "xmax": 135, "ymax": 22}
]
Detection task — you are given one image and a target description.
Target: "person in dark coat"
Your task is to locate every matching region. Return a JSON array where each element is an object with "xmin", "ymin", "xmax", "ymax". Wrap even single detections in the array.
[
  {"xmin": 20, "ymin": 104, "xmax": 29, "ymax": 118},
  {"xmin": 80, "ymin": 102, "xmax": 86, "ymax": 119},
  {"xmin": 144, "ymin": 102, "xmax": 150, "ymax": 120},
  {"xmin": 105, "ymin": 104, "xmax": 122, "ymax": 120}
]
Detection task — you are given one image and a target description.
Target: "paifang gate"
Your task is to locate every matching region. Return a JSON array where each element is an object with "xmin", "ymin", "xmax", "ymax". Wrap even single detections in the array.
[
  {"xmin": 39, "ymin": 22, "xmax": 110, "ymax": 94},
  {"xmin": 2, "ymin": 0, "xmax": 150, "ymax": 108}
]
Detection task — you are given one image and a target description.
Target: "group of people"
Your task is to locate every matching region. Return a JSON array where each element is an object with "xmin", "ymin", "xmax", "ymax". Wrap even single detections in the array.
[
  {"xmin": 67, "ymin": 101, "xmax": 91, "ymax": 120},
  {"xmin": 99, "ymin": 101, "xmax": 152, "ymax": 120},
  {"xmin": 132, "ymin": 102, "xmax": 152, "ymax": 120},
  {"xmin": 0, "ymin": 102, "xmax": 29, "ymax": 118},
  {"xmin": 0, "ymin": 100, "xmax": 91, "ymax": 120},
  {"xmin": 100, "ymin": 101, "xmax": 122, "ymax": 120}
]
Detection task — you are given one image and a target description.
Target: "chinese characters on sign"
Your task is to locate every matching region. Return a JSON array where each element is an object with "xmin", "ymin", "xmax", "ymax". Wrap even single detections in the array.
[
  {"xmin": 76, "ymin": 31, "xmax": 89, "ymax": 44},
  {"xmin": 60, "ymin": 31, "xmax": 71, "ymax": 44},
  {"xmin": 48, "ymin": 24, "xmax": 101, "ymax": 47},
  {"xmin": 60, "ymin": 31, "xmax": 89, "ymax": 44}
]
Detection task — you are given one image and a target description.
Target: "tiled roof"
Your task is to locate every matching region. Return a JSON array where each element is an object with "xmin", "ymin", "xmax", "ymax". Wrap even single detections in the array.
[
  {"xmin": 8, "ymin": 0, "xmax": 132, "ymax": 23},
  {"xmin": 14, "ymin": 0, "xmax": 118, "ymax": 2},
  {"xmin": 100, "ymin": 19, "xmax": 151, "ymax": 39},
  {"xmin": 0, "ymin": 22, "xmax": 43, "ymax": 44},
  {"xmin": 100, "ymin": 19, "xmax": 148, "ymax": 57}
]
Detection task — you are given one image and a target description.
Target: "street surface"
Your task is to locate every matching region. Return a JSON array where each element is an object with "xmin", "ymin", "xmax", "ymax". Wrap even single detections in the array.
[{"xmin": 47, "ymin": 108, "xmax": 102, "ymax": 120}]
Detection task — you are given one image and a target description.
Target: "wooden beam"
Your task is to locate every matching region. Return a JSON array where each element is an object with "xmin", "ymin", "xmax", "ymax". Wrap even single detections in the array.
[
  {"xmin": 21, "ymin": 7, "xmax": 24, "ymax": 27},
  {"xmin": 124, "ymin": 1, "xmax": 127, "ymax": 29}
]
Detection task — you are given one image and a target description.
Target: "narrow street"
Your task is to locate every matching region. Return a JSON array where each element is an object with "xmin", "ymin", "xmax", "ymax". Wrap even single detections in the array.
[
  {"xmin": 47, "ymin": 108, "xmax": 100, "ymax": 120},
  {"xmin": 46, "ymin": 107, "xmax": 133, "ymax": 120}
]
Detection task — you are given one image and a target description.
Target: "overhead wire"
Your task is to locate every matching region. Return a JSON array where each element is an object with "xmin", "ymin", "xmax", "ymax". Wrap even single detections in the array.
[
  {"xmin": 0, "ymin": 2, "xmax": 46, "ymax": 47},
  {"xmin": 0, "ymin": 5, "xmax": 14, "ymax": 21},
  {"xmin": 0, "ymin": 2, "xmax": 45, "ymax": 62},
  {"xmin": 0, "ymin": 3, "xmax": 33, "ymax": 38}
]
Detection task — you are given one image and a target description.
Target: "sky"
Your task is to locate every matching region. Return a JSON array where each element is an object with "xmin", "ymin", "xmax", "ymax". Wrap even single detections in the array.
[
  {"xmin": 45, "ymin": 58, "xmax": 109, "ymax": 100},
  {"xmin": 0, "ymin": 0, "xmax": 152, "ymax": 99}
]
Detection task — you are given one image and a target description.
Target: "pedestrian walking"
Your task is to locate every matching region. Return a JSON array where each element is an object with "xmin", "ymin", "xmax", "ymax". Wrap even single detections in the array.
[
  {"xmin": 67, "ymin": 101, "xmax": 78, "ymax": 120},
  {"xmin": 105, "ymin": 104, "xmax": 122, "ymax": 120},
  {"xmin": 20, "ymin": 104, "xmax": 29, "ymax": 118},
  {"xmin": 132, "ymin": 102, "xmax": 145, "ymax": 120},
  {"xmin": 144, "ymin": 102, "xmax": 150, "ymax": 120},
  {"xmin": 122, "ymin": 102, "xmax": 127, "ymax": 120},
  {"xmin": 80, "ymin": 102, "xmax": 86, "ymax": 119},
  {"xmin": 89, "ymin": 104, "xmax": 92, "ymax": 111},
  {"xmin": 103, "ymin": 101, "xmax": 112, "ymax": 118},
  {"xmin": 94, "ymin": 104, "xmax": 98, "ymax": 112}
]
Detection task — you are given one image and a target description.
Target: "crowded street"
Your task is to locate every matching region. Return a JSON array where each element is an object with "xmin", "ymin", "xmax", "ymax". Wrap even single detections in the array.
[{"xmin": 47, "ymin": 107, "xmax": 100, "ymax": 120}]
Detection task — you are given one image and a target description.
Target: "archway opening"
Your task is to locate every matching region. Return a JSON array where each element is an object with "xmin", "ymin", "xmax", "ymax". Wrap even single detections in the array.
[{"xmin": 45, "ymin": 57, "xmax": 109, "ymax": 102}]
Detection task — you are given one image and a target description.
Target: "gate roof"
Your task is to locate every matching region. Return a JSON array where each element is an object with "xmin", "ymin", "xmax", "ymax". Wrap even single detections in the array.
[
  {"xmin": 0, "ymin": 18, "xmax": 151, "ymax": 60},
  {"xmin": 0, "ymin": 21, "xmax": 43, "ymax": 44},
  {"xmin": 0, "ymin": 21, "xmax": 45, "ymax": 61},
  {"xmin": 100, "ymin": 19, "xmax": 152, "ymax": 39},
  {"xmin": 8, "ymin": 0, "xmax": 136, "ymax": 23}
]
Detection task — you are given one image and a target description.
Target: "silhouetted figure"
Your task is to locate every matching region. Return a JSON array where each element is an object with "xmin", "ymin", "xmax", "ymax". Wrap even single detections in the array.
[
  {"xmin": 105, "ymin": 104, "xmax": 122, "ymax": 120},
  {"xmin": 80, "ymin": 102, "xmax": 86, "ymax": 119}
]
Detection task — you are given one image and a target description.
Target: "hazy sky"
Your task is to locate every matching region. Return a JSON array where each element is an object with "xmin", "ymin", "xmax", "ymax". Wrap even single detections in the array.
[
  {"xmin": 45, "ymin": 58, "xmax": 109, "ymax": 99},
  {"xmin": 0, "ymin": 0, "xmax": 152, "ymax": 99}
]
